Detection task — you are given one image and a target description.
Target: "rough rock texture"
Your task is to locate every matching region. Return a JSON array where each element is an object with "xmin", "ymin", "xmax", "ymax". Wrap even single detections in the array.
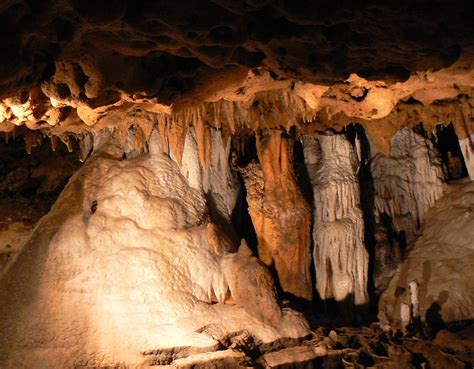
[
  {"xmin": 1, "ymin": 0, "xmax": 474, "ymax": 160},
  {"xmin": 303, "ymin": 132, "xmax": 368, "ymax": 310},
  {"xmin": 369, "ymin": 128, "xmax": 446, "ymax": 294},
  {"xmin": 0, "ymin": 131, "xmax": 309, "ymax": 368},
  {"xmin": 2, "ymin": 0, "xmax": 473, "ymax": 99},
  {"xmin": 378, "ymin": 179, "xmax": 474, "ymax": 331},
  {"xmin": 239, "ymin": 130, "xmax": 313, "ymax": 301}
]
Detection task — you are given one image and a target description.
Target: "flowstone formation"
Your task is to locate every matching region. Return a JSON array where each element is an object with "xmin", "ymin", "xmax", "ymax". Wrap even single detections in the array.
[{"xmin": 0, "ymin": 132, "xmax": 309, "ymax": 368}]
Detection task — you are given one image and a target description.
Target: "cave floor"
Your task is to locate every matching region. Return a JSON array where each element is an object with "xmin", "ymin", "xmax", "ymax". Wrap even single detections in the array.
[{"xmin": 149, "ymin": 324, "xmax": 473, "ymax": 368}]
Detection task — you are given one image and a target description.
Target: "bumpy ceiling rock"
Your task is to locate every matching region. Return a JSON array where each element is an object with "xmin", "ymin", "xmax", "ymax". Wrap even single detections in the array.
[
  {"xmin": 1, "ymin": 0, "xmax": 474, "ymax": 156},
  {"xmin": 1, "ymin": 0, "xmax": 473, "ymax": 101}
]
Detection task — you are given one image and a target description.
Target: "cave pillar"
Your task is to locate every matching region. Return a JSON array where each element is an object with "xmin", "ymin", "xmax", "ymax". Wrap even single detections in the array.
[
  {"xmin": 241, "ymin": 130, "xmax": 313, "ymax": 301},
  {"xmin": 302, "ymin": 132, "xmax": 369, "ymax": 308}
]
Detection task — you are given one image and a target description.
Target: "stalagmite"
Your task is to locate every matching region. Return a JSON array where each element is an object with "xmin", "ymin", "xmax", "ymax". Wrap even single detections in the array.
[
  {"xmin": 409, "ymin": 280, "xmax": 420, "ymax": 319},
  {"xmin": 370, "ymin": 128, "xmax": 445, "ymax": 246},
  {"xmin": 240, "ymin": 130, "xmax": 313, "ymax": 301},
  {"xmin": 459, "ymin": 134, "xmax": 474, "ymax": 180},
  {"xmin": 379, "ymin": 179, "xmax": 474, "ymax": 330},
  {"xmin": 0, "ymin": 129, "xmax": 309, "ymax": 368},
  {"xmin": 302, "ymin": 132, "xmax": 369, "ymax": 309}
]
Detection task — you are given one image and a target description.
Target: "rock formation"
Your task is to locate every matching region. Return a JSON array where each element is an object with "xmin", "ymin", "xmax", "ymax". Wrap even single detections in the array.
[
  {"xmin": 0, "ymin": 131, "xmax": 309, "ymax": 368},
  {"xmin": 303, "ymin": 132, "xmax": 368, "ymax": 310},
  {"xmin": 239, "ymin": 130, "xmax": 313, "ymax": 301},
  {"xmin": 379, "ymin": 179, "xmax": 474, "ymax": 332},
  {"xmin": 0, "ymin": 2, "xmax": 474, "ymax": 367},
  {"xmin": 370, "ymin": 128, "xmax": 446, "ymax": 246}
]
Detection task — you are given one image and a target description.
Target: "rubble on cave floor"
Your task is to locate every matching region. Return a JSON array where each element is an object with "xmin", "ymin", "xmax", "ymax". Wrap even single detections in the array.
[{"xmin": 150, "ymin": 324, "xmax": 473, "ymax": 368}]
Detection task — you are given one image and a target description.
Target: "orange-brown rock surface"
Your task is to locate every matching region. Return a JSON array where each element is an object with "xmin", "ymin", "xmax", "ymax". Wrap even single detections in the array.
[
  {"xmin": 0, "ymin": 1, "xmax": 473, "ymax": 158},
  {"xmin": 239, "ymin": 130, "xmax": 312, "ymax": 301}
]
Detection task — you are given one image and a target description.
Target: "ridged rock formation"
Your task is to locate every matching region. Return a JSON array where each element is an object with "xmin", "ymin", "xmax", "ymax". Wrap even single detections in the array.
[
  {"xmin": 239, "ymin": 130, "xmax": 313, "ymax": 301},
  {"xmin": 178, "ymin": 127, "xmax": 240, "ymax": 224},
  {"xmin": 378, "ymin": 179, "xmax": 474, "ymax": 331},
  {"xmin": 303, "ymin": 132, "xmax": 368, "ymax": 310},
  {"xmin": 0, "ymin": 131, "xmax": 309, "ymax": 368},
  {"xmin": 370, "ymin": 128, "xmax": 446, "ymax": 246}
]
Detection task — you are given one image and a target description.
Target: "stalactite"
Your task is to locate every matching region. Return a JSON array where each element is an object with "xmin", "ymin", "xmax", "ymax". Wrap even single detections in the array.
[
  {"xmin": 24, "ymin": 130, "xmax": 43, "ymax": 154},
  {"xmin": 458, "ymin": 134, "xmax": 474, "ymax": 180},
  {"xmin": 194, "ymin": 116, "xmax": 212, "ymax": 169},
  {"xmin": 79, "ymin": 133, "xmax": 93, "ymax": 162},
  {"xmin": 370, "ymin": 128, "xmax": 445, "ymax": 246},
  {"xmin": 240, "ymin": 130, "xmax": 313, "ymax": 301},
  {"xmin": 50, "ymin": 134, "xmax": 58, "ymax": 152},
  {"xmin": 167, "ymin": 120, "xmax": 188, "ymax": 166},
  {"xmin": 180, "ymin": 127, "xmax": 240, "ymax": 224},
  {"xmin": 302, "ymin": 132, "xmax": 369, "ymax": 309}
]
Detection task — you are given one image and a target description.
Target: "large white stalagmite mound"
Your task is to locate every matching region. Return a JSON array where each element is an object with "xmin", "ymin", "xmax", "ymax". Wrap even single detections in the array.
[
  {"xmin": 0, "ymin": 131, "xmax": 309, "ymax": 368},
  {"xmin": 303, "ymin": 132, "xmax": 369, "ymax": 310},
  {"xmin": 378, "ymin": 179, "xmax": 474, "ymax": 330}
]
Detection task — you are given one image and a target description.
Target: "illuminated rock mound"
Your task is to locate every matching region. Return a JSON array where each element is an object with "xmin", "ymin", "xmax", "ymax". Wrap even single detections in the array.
[
  {"xmin": 379, "ymin": 179, "xmax": 474, "ymax": 331},
  {"xmin": 0, "ymin": 132, "xmax": 309, "ymax": 368}
]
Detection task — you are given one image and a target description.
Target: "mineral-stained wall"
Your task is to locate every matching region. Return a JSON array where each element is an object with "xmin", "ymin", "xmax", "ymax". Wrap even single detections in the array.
[
  {"xmin": 239, "ymin": 130, "xmax": 313, "ymax": 301},
  {"xmin": 0, "ymin": 131, "xmax": 309, "ymax": 368},
  {"xmin": 302, "ymin": 132, "xmax": 368, "ymax": 310}
]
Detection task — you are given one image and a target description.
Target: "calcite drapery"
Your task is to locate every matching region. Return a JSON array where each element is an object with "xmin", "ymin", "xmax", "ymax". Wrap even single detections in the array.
[
  {"xmin": 240, "ymin": 130, "xmax": 313, "ymax": 301},
  {"xmin": 303, "ymin": 132, "xmax": 369, "ymax": 309}
]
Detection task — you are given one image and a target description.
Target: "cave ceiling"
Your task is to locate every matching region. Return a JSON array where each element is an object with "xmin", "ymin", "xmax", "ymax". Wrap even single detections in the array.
[{"xmin": 0, "ymin": 0, "xmax": 474, "ymax": 154}]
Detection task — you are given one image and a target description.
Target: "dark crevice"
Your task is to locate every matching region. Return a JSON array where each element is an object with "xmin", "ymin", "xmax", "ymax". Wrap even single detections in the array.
[
  {"xmin": 230, "ymin": 134, "xmax": 259, "ymax": 255},
  {"xmin": 434, "ymin": 123, "xmax": 468, "ymax": 181}
]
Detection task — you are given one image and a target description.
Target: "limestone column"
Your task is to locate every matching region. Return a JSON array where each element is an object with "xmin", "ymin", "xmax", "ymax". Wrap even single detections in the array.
[
  {"xmin": 303, "ymin": 131, "xmax": 369, "ymax": 308},
  {"xmin": 240, "ymin": 130, "xmax": 313, "ymax": 301}
]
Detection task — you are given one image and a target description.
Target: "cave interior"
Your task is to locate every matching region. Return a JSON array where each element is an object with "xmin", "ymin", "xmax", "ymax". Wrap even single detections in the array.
[{"xmin": 0, "ymin": 1, "xmax": 473, "ymax": 368}]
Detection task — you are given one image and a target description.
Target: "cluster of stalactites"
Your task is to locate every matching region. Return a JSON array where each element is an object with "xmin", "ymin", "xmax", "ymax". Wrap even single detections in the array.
[
  {"xmin": 370, "ymin": 128, "xmax": 446, "ymax": 245},
  {"xmin": 303, "ymin": 132, "xmax": 369, "ymax": 308}
]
